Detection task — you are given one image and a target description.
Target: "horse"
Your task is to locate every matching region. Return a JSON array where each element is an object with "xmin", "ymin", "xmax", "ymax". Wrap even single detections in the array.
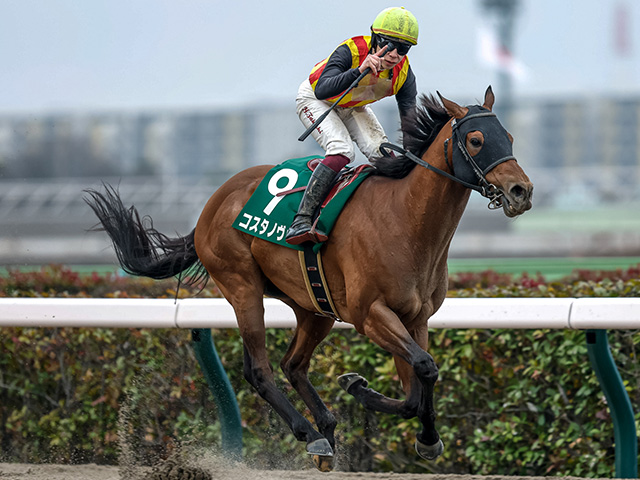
[{"xmin": 84, "ymin": 87, "xmax": 533, "ymax": 471}]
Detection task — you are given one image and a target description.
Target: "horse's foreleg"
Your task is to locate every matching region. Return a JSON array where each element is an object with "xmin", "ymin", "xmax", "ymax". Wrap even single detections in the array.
[
  {"xmin": 338, "ymin": 367, "xmax": 420, "ymax": 418},
  {"xmin": 409, "ymin": 324, "xmax": 444, "ymax": 460},
  {"xmin": 338, "ymin": 356, "xmax": 423, "ymax": 420},
  {"xmin": 347, "ymin": 301, "xmax": 442, "ymax": 460},
  {"xmin": 339, "ymin": 303, "xmax": 422, "ymax": 417},
  {"xmin": 280, "ymin": 310, "xmax": 337, "ymax": 448}
]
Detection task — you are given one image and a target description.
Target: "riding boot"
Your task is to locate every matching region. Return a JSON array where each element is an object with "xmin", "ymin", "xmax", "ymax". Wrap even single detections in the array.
[{"xmin": 285, "ymin": 162, "xmax": 340, "ymax": 245}]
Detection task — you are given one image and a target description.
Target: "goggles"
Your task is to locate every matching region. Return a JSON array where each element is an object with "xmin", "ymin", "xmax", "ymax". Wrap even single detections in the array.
[{"xmin": 378, "ymin": 35, "xmax": 412, "ymax": 56}]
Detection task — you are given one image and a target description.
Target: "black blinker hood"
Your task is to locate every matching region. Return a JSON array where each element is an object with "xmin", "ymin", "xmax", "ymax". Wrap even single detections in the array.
[{"xmin": 450, "ymin": 105, "xmax": 514, "ymax": 186}]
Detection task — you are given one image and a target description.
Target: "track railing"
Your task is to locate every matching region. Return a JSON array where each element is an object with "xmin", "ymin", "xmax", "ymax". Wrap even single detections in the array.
[{"xmin": 1, "ymin": 297, "xmax": 638, "ymax": 477}]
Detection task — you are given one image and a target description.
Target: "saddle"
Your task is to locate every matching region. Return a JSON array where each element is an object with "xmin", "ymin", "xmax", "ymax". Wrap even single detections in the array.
[
  {"xmin": 306, "ymin": 158, "xmax": 372, "ymax": 209},
  {"xmin": 232, "ymin": 156, "xmax": 374, "ymax": 320}
]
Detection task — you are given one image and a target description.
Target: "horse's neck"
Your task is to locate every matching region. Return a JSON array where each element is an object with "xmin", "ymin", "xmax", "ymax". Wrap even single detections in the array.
[{"xmin": 401, "ymin": 124, "xmax": 471, "ymax": 256}]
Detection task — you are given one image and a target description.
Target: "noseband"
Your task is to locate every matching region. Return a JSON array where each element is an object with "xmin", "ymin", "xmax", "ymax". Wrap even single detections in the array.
[{"xmin": 380, "ymin": 111, "xmax": 516, "ymax": 209}]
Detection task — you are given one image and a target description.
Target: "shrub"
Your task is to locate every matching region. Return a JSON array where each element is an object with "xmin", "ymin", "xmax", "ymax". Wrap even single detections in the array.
[{"xmin": 1, "ymin": 264, "xmax": 639, "ymax": 475}]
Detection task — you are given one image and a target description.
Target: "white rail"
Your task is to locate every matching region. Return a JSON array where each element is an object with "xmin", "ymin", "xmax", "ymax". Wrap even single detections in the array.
[{"xmin": 1, "ymin": 297, "xmax": 640, "ymax": 330}]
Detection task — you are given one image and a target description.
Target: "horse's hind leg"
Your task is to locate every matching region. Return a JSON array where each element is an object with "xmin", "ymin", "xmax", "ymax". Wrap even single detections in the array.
[
  {"xmin": 280, "ymin": 307, "xmax": 337, "ymax": 465},
  {"xmin": 234, "ymin": 293, "xmax": 333, "ymax": 457},
  {"xmin": 194, "ymin": 182, "xmax": 331, "ymax": 459}
]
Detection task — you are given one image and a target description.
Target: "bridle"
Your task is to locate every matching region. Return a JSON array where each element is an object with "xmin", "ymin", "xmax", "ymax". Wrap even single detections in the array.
[{"xmin": 380, "ymin": 111, "xmax": 516, "ymax": 210}]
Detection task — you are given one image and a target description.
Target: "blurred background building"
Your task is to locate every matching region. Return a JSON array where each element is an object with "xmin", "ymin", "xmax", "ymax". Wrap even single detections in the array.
[
  {"xmin": 0, "ymin": 0, "xmax": 639, "ymax": 265},
  {"xmin": 1, "ymin": 93, "xmax": 640, "ymax": 264}
]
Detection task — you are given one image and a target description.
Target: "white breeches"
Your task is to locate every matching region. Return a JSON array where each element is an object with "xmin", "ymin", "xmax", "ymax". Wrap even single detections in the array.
[{"xmin": 296, "ymin": 79, "xmax": 388, "ymax": 163}]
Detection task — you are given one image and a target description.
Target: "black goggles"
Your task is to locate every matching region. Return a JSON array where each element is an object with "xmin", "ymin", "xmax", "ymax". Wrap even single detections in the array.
[{"xmin": 378, "ymin": 35, "xmax": 412, "ymax": 56}]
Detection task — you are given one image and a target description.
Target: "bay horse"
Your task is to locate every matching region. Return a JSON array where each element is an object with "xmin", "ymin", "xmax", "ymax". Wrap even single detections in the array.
[{"xmin": 85, "ymin": 87, "xmax": 533, "ymax": 471}]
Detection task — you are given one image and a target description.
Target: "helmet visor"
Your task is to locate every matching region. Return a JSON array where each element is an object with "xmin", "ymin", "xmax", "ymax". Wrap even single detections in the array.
[{"xmin": 378, "ymin": 35, "xmax": 412, "ymax": 56}]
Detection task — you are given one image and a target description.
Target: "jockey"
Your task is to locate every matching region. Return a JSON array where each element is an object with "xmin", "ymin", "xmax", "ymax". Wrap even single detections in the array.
[{"xmin": 286, "ymin": 6, "xmax": 419, "ymax": 245}]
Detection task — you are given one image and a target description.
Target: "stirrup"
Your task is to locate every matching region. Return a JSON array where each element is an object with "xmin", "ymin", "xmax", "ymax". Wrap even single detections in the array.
[
  {"xmin": 286, "ymin": 230, "xmax": 317, "ymax": 245},
  {"xmin": 286, "ymin": 217, "xmax": 328, "ymax": 245},
  {"xmin": 286, "ymin": 216, "xmax": 313, "ymax": 245}
]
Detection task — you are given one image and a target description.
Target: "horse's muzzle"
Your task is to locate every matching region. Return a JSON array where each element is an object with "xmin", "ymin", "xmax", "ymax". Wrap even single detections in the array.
[{"xmin": 501, "ymin": 182, "xmax": 533, "ymax": 217}]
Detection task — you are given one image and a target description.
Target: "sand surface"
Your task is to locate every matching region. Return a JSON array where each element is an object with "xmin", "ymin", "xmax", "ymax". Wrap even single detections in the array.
[{"xmin": 0, "ymin": 463, "xmax": 606, "ymax": 480}]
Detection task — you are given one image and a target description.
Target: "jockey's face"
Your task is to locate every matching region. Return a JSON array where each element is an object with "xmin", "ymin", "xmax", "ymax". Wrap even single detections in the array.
[
  {"xmin": 376, "ymin": 44, "xmax": 403, "ymax": 69},
  {"xmin": 375, "ymin": 35, "xmax": 410, "ymax": 70}
]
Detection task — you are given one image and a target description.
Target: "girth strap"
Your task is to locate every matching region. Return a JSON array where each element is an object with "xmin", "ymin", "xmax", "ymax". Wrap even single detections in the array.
[{"xmin": 298, "ymin": 245, "xmax": 341, "ymax": 321}]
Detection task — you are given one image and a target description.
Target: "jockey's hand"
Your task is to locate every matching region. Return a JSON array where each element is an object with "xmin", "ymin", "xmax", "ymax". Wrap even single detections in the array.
[{"xmin": 359, "ymin": 45, "xmax": 388, "ymax": 75}]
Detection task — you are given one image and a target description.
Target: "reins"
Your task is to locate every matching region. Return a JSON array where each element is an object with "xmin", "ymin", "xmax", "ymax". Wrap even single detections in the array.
[{"xmin": 380, "ymin": 111, "xmax": 515, "ymax": 210}]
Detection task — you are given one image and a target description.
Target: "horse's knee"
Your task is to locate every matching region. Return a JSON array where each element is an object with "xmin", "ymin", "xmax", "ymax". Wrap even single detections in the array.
[
  {"xmin": 398, "ymin": 400, "xmax": 419, "ymax": 419},
  {"xmin": 413, "ymin": 352, "xmax": 438, "ymax": 384}
]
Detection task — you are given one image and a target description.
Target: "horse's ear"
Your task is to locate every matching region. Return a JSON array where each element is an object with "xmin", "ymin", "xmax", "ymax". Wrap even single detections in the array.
[
  {"xmin": 437, "ymin": 91, "xmax": 467, "ymax": 119},
  {"xmin": 483, "ymin": 86, "xmax": 495, "ymax": 111}
]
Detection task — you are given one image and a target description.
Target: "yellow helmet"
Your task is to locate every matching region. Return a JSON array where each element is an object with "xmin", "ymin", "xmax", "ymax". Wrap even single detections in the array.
[{"xmin": 371, "ymin": 7, "xmax": 419, "ymax": 45}]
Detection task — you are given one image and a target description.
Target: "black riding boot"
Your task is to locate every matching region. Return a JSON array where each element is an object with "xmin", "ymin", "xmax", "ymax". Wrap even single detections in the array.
[{"xmin": 286, "ymin": 163, "xmax": 339, "ymax": 245}]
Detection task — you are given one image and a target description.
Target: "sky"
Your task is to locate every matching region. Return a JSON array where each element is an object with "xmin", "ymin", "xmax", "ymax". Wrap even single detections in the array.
[{"xmin": 1, "ymin": 0, "xmax": 639, "ymax": 114}]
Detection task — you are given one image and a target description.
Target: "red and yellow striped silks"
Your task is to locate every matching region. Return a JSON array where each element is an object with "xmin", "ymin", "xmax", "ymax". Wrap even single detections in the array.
[{"xmin": 308, "ymin": 35, "xmax": 409, "ymax": 108}]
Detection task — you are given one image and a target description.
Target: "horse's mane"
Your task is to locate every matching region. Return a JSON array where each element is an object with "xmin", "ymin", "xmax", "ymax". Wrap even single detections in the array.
[{"xmin": 372, "ymin": 94, "xmax": 451, "ymax": 178}]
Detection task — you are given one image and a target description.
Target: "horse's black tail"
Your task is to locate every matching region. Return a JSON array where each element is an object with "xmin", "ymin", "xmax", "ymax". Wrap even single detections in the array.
[{"xmin": 83, "ymin": 183, "xmax": 209, "ymax": 288}]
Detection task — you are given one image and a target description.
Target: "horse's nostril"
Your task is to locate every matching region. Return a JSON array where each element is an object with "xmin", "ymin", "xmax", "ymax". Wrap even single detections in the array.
[{"xmin": 510, "ymin": 184, "xmax": 525, "ymax": 199}]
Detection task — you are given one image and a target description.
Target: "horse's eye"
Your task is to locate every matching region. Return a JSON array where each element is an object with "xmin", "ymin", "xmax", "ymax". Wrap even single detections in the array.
[{"xmin": 469, "ymin": 138, "xmax": 482, "ymax": 148}]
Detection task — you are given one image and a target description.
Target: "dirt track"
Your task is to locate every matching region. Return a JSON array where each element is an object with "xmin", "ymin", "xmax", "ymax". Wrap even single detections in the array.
[{"xmin": 0, "ymin": 463, "xmax": 605, "ymax": 480}]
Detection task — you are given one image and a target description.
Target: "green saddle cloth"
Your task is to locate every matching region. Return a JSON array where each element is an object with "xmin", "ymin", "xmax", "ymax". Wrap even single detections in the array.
[{"xmin": 232, "ymin": 156, "xmax": 374, "ymax": 251}]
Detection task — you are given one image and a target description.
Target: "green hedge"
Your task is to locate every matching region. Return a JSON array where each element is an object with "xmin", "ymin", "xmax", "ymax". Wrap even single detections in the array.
[{"xmin": 1, "ymin": 265, "xmax": 639, "ymax": 475}]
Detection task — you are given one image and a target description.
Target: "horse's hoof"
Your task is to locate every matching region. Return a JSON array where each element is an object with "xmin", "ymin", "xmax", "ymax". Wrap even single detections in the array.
[
  {"xmin": 415, "ymin": 438, "xmax": 444, "ymax": 460},
  {"xmin": 306, "ymin": 438, "xmax": 334, "ymax": 457},
  {"xmin": 337, "ymin": 373, "xmax": 368, "ymax": 393},
  {"xmin": 312, "ymin": 454, "xmax": 335, "ymax": 472}
]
